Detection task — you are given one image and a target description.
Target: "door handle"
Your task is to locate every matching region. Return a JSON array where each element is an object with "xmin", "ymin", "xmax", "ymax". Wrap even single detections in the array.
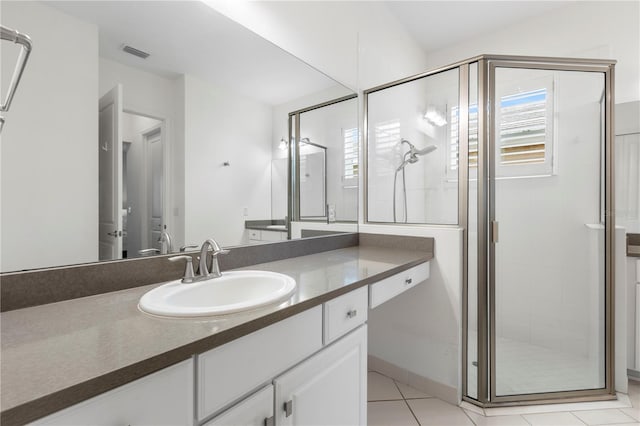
[
  {"xmin": 284, "ymin": 400, "xmax": 293, "ymax": 417},
  {"xmin": 107, "ymin": 230, "xmax": 119, "ymax": 237},
  {"xmin": 491, "ymin": 221, "xmax": 499, "ymax": 244}
]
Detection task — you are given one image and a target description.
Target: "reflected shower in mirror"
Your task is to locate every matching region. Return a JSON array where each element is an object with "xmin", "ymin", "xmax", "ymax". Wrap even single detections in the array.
[
  {"xmin": 289, "ymin": 95, "xmax": 359, "ymax": 238},
  {"xmin": 0, "ymin": 0, "xmax": 357, "ymax": 272}
]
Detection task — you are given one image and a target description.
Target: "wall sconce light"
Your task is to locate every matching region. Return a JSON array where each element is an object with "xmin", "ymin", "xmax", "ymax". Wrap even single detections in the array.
[
  {"xmin": 278, "ymin": 137, "xmax": 288, "ymax": 150},
  {"xmin": 423, "ymin": 105, "xmax": 448, "ymax": 127}
]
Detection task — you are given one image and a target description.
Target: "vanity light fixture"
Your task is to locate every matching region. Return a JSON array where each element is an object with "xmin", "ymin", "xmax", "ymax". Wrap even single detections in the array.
[
  {"xmin": 423, "ymin": 105, "xmax": 448, "ymax": 127},
  {"xmin": 278, "ymin": 137, "xmax": 288, "ymax": 150}
]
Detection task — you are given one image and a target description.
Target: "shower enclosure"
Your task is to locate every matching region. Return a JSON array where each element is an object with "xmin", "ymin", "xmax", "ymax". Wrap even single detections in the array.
[{"xmin": 364, "ymin": 55, "xmax": 615, "ymax": 406}]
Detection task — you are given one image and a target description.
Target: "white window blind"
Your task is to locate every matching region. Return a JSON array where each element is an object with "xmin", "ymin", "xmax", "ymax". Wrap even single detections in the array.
[
  {"xmin": 343, "ymin": 127, "xmax": 359, "ymax": 182},
  {"xmin": 449, "ymin": 85, "xmax": 553, "ymax": 177}
]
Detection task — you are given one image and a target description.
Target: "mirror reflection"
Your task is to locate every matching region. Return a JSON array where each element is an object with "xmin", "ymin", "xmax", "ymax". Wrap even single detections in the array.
[{"xmin": 0, "ymin": 0, "xmax": 357, "ymax": 273}]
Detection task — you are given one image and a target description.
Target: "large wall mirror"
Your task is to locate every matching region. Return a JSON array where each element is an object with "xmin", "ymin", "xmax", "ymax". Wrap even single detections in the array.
[{"xmin": 0, "ymin": 1, "xmax": 358, "ymax": 273}]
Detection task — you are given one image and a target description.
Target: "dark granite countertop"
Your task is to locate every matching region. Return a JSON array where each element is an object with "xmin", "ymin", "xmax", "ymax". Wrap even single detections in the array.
[{"xmin": 1, "ymin": 244, "xmax": 432, "ymax": 424}]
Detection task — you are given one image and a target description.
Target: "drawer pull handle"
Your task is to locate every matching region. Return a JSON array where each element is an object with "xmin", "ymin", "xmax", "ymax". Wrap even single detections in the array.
[
  {"xmin": 405, "ymin": 278, "xmax": 413, "ymax": 285},
  {"xmin": 264, "ymin": 416, "xmax": 275, "ymax": 426},
  {"xmin": 284, "ymin": 400, "xmax": 293, "ymax": 417},
  {"xmin": 346, "ymin": 309, "xmax": 357, "ymax": 319}
]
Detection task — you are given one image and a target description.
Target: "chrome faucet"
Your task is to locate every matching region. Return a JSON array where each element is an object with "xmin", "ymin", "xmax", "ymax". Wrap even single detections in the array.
[
  {"xmin": 169, "ymin": 238, "xmax": 229, "ymax": 283},
  {"xmin": 198, "ymin": 238, "xmax": 229, "ymax": 279},
  {"xmin": 158, "ymin": 230, "xmax": 173, "ymax": 254}
]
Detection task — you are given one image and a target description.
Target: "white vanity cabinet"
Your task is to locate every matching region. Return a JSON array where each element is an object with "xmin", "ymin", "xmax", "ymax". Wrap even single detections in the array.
[
  {"xmin": 274, "ymin": 325, "xmax": 367, "ymax": 426},
  {"xmin": 369, "ymin": 262, "xmax": 430, "ymax": 308},
  {"xmin": 204, "ymin": 385, "xmax": 274, "ymax": 426},
  {"xmin": 31, "ymin": 359, "xmax": 193, "ymax": 426},
  {"xmin": 196, "ymin": 307, "xmax": 323, "ymax": 422},
  {"xmin": 248, "ymin": 229, "xmax": 286, "ymax": 242},
  {"xmin": 28, "ymin": 261, "xmax": 429, "ymax": 426}
]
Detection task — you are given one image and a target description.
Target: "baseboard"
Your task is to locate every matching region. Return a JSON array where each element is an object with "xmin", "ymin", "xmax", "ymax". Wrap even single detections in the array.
[
  {"xmin": 628, "ymin": 369, "xmax": 640, "ymax": 380},
  {"xmin": 368, "ymin": 355, "xmax": 458, "ymax": 405}
]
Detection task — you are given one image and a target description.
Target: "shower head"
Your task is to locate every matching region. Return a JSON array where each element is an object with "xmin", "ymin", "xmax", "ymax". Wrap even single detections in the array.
[
  {"xmin": 396, "ymin": 139, "xmax": 437, "ymax": 172},
  {"xmin": 411, "ymin": 145, "xmax": 437, "ymax": 156},
  {"xmin": 400, "ymin": 139, "xmax": 437, "ymax": 157}
]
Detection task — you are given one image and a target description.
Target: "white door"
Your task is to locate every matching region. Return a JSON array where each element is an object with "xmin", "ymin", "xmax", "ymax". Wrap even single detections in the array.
[
  {"xmin": 98, "ymin": 85, "xmax": 123, "ymax": 261},
  {"xmin": 144, "ymin": 126, "xmax": 163, "ymax": 251},
  {"xmin": 274, "ymin": 325, "xmax": 367, "ymax": 426}
]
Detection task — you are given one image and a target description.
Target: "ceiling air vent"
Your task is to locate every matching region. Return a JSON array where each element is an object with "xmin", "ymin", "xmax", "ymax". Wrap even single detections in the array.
[{"xmin": 122, "ymin": 45, "xmax": 150, "ymax": 59}]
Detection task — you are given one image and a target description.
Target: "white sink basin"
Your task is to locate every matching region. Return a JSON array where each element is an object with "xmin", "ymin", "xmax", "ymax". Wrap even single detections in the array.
[{"xmin": 139, "ymin": 271, "xmax": 296, "ymax": 317}]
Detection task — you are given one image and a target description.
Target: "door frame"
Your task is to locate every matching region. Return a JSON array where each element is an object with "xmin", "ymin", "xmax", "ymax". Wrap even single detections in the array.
[
  {"xmin": 122, "ymin": 109, "xmax": 170, "ymax": 252},
  {"xmin": 474, "ymin": 57, "xmax": 616, "ymax": 405}
]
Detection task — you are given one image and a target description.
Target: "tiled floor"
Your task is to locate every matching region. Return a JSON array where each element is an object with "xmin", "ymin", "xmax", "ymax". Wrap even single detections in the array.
[
  {"xmin": 467, "ymin": 331, "xmax": 601, "ymax": 396},
  {"xmin": 368, "ymin": 371, "xmax": 640, "ymax": 426}
]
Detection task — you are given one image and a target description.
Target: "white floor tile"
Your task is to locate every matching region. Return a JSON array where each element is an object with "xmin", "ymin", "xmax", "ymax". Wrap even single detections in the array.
[
  {"xmin": 621, "ymin": 407, "xmax": 640, "ymax": 421},
  {"xmin": 408, "ymin": 398, "xmax": 474, "ymax": 426},
  {"xmin": 395, "ymin": 381, "xmax": 432, "ymax": 399},
  {"xmin": 628, "ymin": 382, "xmax": 640, "ymax": 408},
  {"xmin": 572, "ymin": 409, "xmax": 637, "ymax": 425},
  {"xmin": 465, "ymin": 410, "xmax": 529, "ymax": 426},
  {"xmin": 461, "ymin": 401, "xmax": 485, "ymax": 416},
  {"xmin": 597, "ymin": 423, "xmax": 640, "ymax": 426},
  {"xmin": 368, "ymin": 401, "xmax": 418, "ymax": 426},
  {"xmin": 522, "ymin": 412, "xmax": 585, "ymax": 426},
  {"xmin": 486, "ymin": 398, "xmax": 631, "ymax": 417},
  {"xmin": 368, "ymin": 371, "xmax": 404, "ymax": 402}
]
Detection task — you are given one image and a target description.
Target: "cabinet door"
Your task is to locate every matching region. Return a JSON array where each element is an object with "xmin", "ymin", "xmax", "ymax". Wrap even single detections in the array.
[
  {"xmin": 32, "ymin": 359, "xmax": 193, "ymax": 426},
  {"xmin": 204, "ymin": 385, "xmax": 274, "ymax": 426},
  {"xmin": 274, "ymin": 325, "xmax": 367, "ymax": 426}
]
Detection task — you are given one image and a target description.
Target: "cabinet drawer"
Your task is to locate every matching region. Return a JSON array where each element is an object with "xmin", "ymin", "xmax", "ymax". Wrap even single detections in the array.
[
  {"xmin": 323, "ymin": 286, "xmax": 368, "ymax": 345},
  {"xmin": 369, "ymin": 262, "xmax": 430, "ymax": 309},
  {"xmin": 197, "ymin": 306, "xmax": 322, "ymax": 421},
  {"xmin": 248, "ymin": 229, "xmax": 261, "ymax": 240},
  {"xmin": 261, "ymin": 230, "xmax": 284, "ymax": 241},
  {"xmin": 33, "ymin": 360, "xmax": 193, "ymax": 426},
  {"xmin": 204, "ymin": 385, "xmax": 273, "ymax": 426}
]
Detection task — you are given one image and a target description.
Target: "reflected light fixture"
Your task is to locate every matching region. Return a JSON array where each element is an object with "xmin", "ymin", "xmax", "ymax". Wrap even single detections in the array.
[
  {"xmin": 278, "ymin": 137, "xmax": 288, "ymax": 150},
  {"xmin": 423, "ymin": 105, "xmax": 448, "ymax": 127}
]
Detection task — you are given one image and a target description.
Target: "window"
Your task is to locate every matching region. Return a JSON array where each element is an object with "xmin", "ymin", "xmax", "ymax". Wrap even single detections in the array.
[
  {"xmin": 343, "ymin": 127, "xmax": 359, "ymax": 185},
  {"xmin": 450, "ymin": 80, "xmax": 554, "ymax": 178}
]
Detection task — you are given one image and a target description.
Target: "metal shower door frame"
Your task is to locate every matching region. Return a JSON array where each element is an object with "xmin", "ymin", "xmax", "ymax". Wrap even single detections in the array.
[{"xmin": 472, "ymin": 56, "xmax": 617, "ymax": 406}]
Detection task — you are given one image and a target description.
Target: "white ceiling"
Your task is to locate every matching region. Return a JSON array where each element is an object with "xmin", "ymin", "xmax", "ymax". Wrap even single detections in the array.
[
  {"xmin": 385, "ymin": 1, "xmax": 571, "ymax": 53},
  {"xmin": 47, "ymin": 0, "xmax": 575, "ymax": 105},
  {"xmin": 47, "ymin": 1, "xmax": 343, "ymax": 106}
]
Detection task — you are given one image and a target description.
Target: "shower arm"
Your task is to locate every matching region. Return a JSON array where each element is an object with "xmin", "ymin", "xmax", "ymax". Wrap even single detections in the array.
[{"xmin": 1, "ymin": 25, "xmax": 33, "ymax": 113}]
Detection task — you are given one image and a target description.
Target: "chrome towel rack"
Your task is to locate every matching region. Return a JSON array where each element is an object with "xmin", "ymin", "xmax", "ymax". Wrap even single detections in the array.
[{"xmin": 1, "ymin": 25, "xmax": 32, "ymax": 133}]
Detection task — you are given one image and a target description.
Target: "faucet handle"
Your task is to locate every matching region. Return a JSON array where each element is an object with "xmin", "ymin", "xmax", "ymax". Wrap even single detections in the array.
[
  {"xmin": 168, "ymin": 255, "xmax": 196, "ymax": 283},
  {"xmin": 180, "ymin": 244, "xmax": 199, "ymax": 252}
]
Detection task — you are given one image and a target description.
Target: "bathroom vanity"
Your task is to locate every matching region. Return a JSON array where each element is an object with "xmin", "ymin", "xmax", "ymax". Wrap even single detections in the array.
[{"xmin": 0, "ymin": 235, "xmax": 432, "ymax": 425}]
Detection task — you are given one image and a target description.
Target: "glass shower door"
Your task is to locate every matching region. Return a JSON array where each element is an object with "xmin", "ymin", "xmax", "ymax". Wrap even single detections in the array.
[{"xmin": 491, "ymin": 66, "xmax": 607, "ymax": 397}]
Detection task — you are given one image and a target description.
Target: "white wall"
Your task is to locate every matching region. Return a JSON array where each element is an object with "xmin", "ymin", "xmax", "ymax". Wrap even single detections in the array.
[
  {"xmin": 183, "ymin": 74, "xmax": 272, "ymax": 247},
  {"xmin": 204, "ymin": 1, "xmax": 429, "ymax": 91},
  {"xmin": 99, "ymin": 58, "xmax": 185, "ymax": 248},
  {"xmin": 364, "ymin": 225, "xmax": 463, "ymax": 400},
  {"xmin": 423, "ymin": 1, "xmax": 639, "ymax": 105},
  {"xmin": 1, "ymin": 1, "xmax": 98, "ymax": 271}
]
